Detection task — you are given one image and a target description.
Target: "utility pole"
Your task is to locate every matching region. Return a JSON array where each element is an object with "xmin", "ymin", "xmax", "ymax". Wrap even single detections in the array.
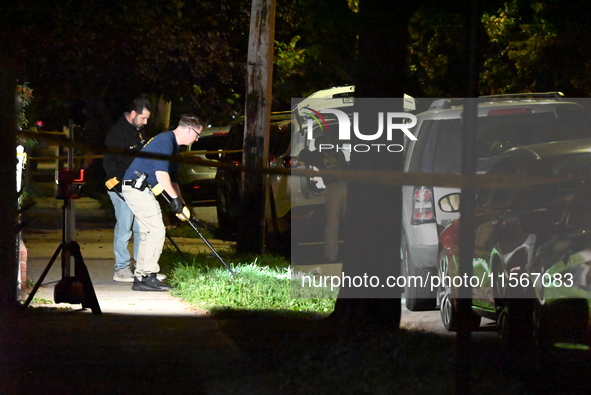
[
  {"xmin": 457, "ymin": 1, "xmax": 481, "ymax": 394},
  {"xmin": 237, "ymin": 0, "xmax": 276, "ymax": 254}
]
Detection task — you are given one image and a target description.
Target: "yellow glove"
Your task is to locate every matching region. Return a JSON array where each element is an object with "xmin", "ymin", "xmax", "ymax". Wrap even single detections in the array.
[{"xmin": 176, "ymin": 206, "xmax": 191, "ymax": 221}]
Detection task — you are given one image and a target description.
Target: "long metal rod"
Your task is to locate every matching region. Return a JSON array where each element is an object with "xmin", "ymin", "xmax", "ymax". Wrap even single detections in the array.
[
  {"xmin": 138, "ymin": 173, "xmax": 234, "ymax": 274},
  {"xmin": 185, "ymin": 218, "xmax": 234, "ymax": 274}
]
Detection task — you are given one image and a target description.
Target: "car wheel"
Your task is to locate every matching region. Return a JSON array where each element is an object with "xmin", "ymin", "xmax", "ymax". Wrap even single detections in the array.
[
  {"xmin": 438, "ymin": 249, "xmax": 480, "ymax": 331},
  {"xmin": 438, "ymin": 249, "xmax": 458, "ymax": 331},
  {"xmin": 439, "ymin": 291, "xmax": 458, "ymax": 331},
  {"xmin": 402, "ymin": 236, "xmax": 436, "ymax": 311}
]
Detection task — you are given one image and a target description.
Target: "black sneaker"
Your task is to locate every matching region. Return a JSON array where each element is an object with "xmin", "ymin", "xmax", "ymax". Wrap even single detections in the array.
[{"xmin": 132, "ymin": 273, "xmax": 172, "ymax": 292}]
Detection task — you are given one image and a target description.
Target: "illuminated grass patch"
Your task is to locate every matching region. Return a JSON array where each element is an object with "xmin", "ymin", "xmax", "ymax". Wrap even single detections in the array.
[{"xmin": 169, "ymin": 254, "xmax": 335, "ymax": 313}]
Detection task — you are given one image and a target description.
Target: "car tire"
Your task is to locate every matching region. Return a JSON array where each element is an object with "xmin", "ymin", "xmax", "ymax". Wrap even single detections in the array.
[
  {"xmin": 439, "ymin": 290, "xmax": 458, "ymax": 331},
  {"xmin": 402, "ymin": 236, "xmax": 436, "ymax": 311},
  {"xmin": 438, "ymin": 249, "xmax": 480, "ymax": 331}
]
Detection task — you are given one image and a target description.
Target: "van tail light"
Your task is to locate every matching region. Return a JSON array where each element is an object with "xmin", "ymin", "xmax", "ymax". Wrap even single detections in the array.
[
  {"xmin": 411, "ymin": 186, "xmax": 435, "ymax": 225},
  {"xmin": 487, "ymin": 108, "xmax": 532, "ymax": 116},
  {"xmin": 282, "ymin": 156, "xmax": 300, "ymax": 168}
]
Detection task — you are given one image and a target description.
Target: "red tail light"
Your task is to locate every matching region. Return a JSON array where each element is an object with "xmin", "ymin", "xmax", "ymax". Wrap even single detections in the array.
[
  {"xmin": 411, "ymin": 186, "xmax": 435, "ymax": 224},
  {"xmin": 282, "ymin": 156, "xmax": 300, "ymax": 168},
  {"xmin": 487, "ymin": 108, "xmax": 532, "ymax": 116}
]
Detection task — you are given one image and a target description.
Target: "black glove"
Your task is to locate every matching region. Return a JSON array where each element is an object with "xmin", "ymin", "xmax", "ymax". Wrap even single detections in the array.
[{"xmin": 170, "ymin": 197, "xmax": 184, "ymax": 214}]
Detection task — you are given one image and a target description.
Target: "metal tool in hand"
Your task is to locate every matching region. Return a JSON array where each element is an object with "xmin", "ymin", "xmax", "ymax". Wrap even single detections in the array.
[{"xmin": 134, "ymin": 171, "xmax": 234, "ymax": 275}]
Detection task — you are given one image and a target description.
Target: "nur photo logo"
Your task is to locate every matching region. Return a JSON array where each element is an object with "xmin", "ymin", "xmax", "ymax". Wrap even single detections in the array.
[{"xmin": 301, "ymin": 105, "xmax": 417, "ymax": 153}]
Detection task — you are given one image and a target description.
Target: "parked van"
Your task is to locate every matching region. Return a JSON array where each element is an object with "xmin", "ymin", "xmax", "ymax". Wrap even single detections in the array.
[{"xmin": 401, "ymin": 93, "xmax": 591, "ymax": 311}]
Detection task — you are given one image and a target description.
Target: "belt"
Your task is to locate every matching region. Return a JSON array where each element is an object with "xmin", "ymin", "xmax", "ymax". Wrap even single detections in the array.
[{"xmin": 122, "ymin": 180, "xmax": 134, "ymax": 186}]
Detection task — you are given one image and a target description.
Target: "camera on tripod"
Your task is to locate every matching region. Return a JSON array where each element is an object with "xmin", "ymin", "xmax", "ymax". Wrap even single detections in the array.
[{"xmin": 55, "ymin": 169, "xmax": 85, "ymax": 200}]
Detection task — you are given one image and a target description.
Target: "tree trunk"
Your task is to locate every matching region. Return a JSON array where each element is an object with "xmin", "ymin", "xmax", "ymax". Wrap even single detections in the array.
[
  {"xmin": 148, "ymin": 95, "xmax": 171, "ymax": 135},
  {"xmin": 329, "ymin": 0, "xmax": 416, "ymax": 328}
]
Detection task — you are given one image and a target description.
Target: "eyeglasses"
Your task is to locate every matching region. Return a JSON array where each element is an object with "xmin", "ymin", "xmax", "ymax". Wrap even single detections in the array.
[{"xmin": 189, "ymin": 127, "xmax": 201, "ymax": 137}]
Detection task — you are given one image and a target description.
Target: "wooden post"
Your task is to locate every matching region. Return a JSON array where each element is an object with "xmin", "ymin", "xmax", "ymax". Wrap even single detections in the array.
[{"xmin": 237, "ymin": 0, "xmax": 276, "ymax": 254}]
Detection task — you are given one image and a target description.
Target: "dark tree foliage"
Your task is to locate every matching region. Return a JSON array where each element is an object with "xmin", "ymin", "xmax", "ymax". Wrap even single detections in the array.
[
  {"xmin": 407, "ymin": 1, "xmax": 505, "ymax": 97},
  {"xmin": 1, "ymin": 0, "xmax": 243, "ymax": 125},
  {"xmin": 408, "ymin": 0, "xmax": 591, "ymax": 97},
  {"xmin": 2, "ymin": 0, "xmax": 590, "ymax": 126},
  {"xmin": 0, "ymin": 0, "xmax": 361, "ymax": 125},
  {"xmin": 408, "ymin": 7, "xmax": 477, "ymax": 97},
  {"xmin": 272, "ymin": 0, "xmax": 358, "ymax": 108},
  {"xmin": 534, "ymin": 0, "xmax": 591, "ymax": 95}
]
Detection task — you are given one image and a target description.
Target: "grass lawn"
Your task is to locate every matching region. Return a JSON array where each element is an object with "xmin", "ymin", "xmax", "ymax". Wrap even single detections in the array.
[{"xmin": 159, "ymin": 247, "xmax": 591, "ymax": 393}]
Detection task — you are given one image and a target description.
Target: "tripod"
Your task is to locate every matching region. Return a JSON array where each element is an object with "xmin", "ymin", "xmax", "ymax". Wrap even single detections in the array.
[{"xmin": 23, "ymin": 196, "xmax": 101, "ymax": 314}]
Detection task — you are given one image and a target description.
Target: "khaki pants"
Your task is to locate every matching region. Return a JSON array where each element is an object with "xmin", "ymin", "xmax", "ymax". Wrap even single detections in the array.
[{"xmin": 121, "ymin": 185, "xmax": 165, "ymax": 276}]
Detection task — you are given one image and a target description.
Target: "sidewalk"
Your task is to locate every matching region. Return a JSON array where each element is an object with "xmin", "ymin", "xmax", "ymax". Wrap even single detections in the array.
[
  {"xmin": 2, "ymin": 196, "xmax": 450, "ymax": 394},
  {"xmin": 1, "ymin": 198, "xmax": 281, "ymax": 394},
  {"xmin": 21, "ymin": 197, "xmax": 232, "ymax": 315},
  {"xmin": 23, "ymin": 229, "xmax": 223, "ymax": 315}
]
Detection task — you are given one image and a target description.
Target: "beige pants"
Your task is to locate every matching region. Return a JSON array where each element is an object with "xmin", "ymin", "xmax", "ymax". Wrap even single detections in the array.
[{"xmin": 121, "ymin": 185, "xmax": 165, "ymax": 276}]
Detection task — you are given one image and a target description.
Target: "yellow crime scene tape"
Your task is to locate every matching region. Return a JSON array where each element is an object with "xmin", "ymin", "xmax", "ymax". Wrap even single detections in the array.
[{"xmin": 18, "ymin": 129, "xmax": 569, "ymax": 190}]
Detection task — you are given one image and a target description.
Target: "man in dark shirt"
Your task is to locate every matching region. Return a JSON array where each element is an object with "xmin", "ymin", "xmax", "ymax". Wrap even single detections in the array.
[
  {"xmin": 122, "ymin": 114, "xmax": 202, "ymax": 291},
  {"xmin": 103, "ymin": 98, "xmax": 155, "ymax": 282}
]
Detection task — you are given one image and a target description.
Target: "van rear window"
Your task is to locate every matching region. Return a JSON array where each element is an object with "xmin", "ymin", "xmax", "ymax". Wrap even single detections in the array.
[{"xmin": 411, "ymin": 108, "xmax": 590, "ymax": 174}]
